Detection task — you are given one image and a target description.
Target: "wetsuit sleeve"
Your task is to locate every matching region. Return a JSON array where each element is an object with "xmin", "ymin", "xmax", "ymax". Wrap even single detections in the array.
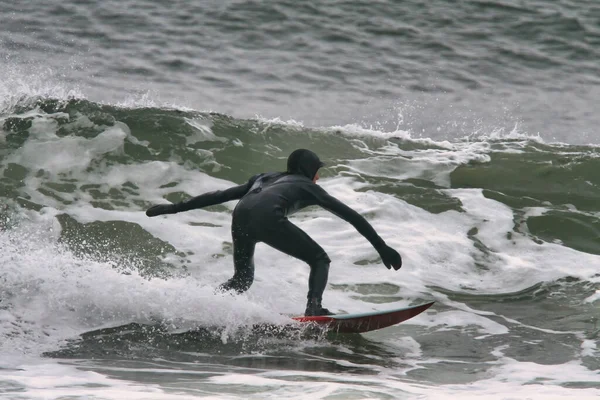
[
  {"xmin": 313, "ymin": 186, "xmax": 386, "ymax": 249},
  {"xmin": 174, "ymin": 175, "xmax": 260, "ymax": 212}
]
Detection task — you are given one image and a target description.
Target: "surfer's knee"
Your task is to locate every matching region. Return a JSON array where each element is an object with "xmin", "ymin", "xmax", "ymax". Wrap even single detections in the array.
[{"xmin": 312, "ymin": 249, "xmax": 330, "ymax": 266}]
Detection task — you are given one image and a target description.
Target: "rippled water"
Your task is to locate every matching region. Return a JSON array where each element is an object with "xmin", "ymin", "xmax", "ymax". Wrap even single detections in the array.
[{"xmin": 2, "ymin": 0, "xmax": 600, "ymax": 142}]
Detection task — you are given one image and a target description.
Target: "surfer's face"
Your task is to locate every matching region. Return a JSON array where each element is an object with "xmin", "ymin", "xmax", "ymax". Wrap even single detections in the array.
[{"xmin": 313, "ymin": 171, "xmax": 320, "ymax": 183}]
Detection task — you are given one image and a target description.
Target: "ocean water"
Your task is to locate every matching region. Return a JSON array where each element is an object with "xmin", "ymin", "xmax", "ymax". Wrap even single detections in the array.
[{"xmin": 1, "ymin": 1, "xmax": 599, "ymax": 399}]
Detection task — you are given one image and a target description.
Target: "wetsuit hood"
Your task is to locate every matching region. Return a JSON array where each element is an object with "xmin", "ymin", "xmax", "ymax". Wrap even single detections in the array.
[{"xmin": 286, "ymin": 149, "xmax": 324, "ymax": 179}]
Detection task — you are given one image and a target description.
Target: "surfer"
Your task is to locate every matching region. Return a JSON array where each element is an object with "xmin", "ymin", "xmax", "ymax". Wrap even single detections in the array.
[{"xmin": 145, "ymin": 149, "xmax": 402, "ymax": 316}]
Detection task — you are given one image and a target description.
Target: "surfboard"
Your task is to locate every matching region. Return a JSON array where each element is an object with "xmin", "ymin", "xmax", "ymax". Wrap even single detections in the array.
[{"xmin": 291, "ymin": 301, "xmax": 434, "ymax": 333}]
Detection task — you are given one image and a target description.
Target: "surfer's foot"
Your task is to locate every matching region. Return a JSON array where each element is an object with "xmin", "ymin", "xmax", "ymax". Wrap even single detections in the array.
[
  {"xmin": 305, "ymin": 298, "xmax": 334, "ymax": 316},
  {"xmin": 305, "ymin": 306, "xmax": 333, "ymax": 316}
]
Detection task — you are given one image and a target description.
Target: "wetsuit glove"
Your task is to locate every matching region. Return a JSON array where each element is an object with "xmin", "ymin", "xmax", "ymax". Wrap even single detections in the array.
[
  {"xmin": 377, "ymin": 244, "xmax": 402, "ymax": 270},
  {"xmin": 146, "ymin": 203, "xmax": 178, "ymax": 217}
]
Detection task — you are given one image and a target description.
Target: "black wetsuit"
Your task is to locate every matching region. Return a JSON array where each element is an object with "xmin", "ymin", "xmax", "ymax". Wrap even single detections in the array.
[{"xmin": 146, "ymin": 149, "xmax": 401, "ymax": 315}]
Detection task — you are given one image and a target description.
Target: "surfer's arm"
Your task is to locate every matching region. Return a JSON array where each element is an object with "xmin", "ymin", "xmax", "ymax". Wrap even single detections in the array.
[
  {"xmin": 313, "ymin": 186, "xmax": 402, "ymax": 270},
  {"xmin": 175, "ymin": 176, "xmax": 259, "ymax": 212},
  {"xmin": 146, "ymin": 175, "xmax": 260, "ymax": 216},
  {"xmin": 313, "ymin": 187, "xmax": 385, "ymax": 249}
]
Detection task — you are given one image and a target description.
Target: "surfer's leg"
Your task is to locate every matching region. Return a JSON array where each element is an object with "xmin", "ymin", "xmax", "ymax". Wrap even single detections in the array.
[
  {"xmin": 259, "ymin": 220, "xmax": 332, "ymax": 315},
  {"xmin": 304, "ymin": 259, "xmax": 332, "ymax": 316},
  {"xmin": 218, "ymin": 232, "xmax": 256, "ymax": 294}
]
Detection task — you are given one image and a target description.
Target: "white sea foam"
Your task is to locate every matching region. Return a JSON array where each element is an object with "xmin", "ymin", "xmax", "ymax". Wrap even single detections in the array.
[
  {"xmin": 0, "ymin": 211, "xmax": 288, "ymax": 359},
  {"xmin": 1, "ymin": 362, "xmax": 204, "ymax": 400},
  {"xmin": 0, "ymin": 64, "xmax": 85, "ymax": 114}
]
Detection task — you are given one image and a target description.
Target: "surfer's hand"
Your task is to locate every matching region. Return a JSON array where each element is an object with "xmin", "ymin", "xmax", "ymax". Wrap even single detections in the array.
[
  {"xmin": 146, "ymin": 204, "xmax": 177, "ymax": 217},
  {"xmin": 377, "ymin": 244, "xmax": 402, "ymax": 270}
]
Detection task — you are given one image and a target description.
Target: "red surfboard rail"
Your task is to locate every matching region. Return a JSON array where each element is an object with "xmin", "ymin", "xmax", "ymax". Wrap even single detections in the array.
[{"xmin": 291, "ymin": 301, "xmax": 435, "ymax": 333}]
